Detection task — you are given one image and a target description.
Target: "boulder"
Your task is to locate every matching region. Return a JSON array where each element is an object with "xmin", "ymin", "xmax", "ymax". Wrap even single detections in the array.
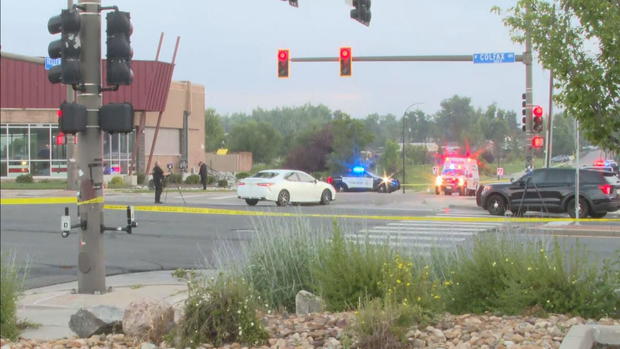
[
  {"xmin": 68, "ymin": 305, "xmax": 123, "ymax": 338},
  {"xmin": 122, "ymin": 299, "xmax": 175, "ymax": 343},
  {"xmin": 295, "ymin": 290, "xmax": 324, "ymax": 315}
]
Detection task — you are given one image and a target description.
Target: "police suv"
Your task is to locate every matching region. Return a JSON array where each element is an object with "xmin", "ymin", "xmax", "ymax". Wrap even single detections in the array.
[{"xmin": 329, "ymin": 167, "xmax": 400, "ymax": 193}]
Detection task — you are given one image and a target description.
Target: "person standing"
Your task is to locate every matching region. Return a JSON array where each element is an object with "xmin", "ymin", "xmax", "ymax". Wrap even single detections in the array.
[
  {"xmin": 153, "ymin": 161, "xmax": 164, "ymax": 204},
  {"xmin": 199, "ymin": 161, "xmax": 208, "ymax": 190}
]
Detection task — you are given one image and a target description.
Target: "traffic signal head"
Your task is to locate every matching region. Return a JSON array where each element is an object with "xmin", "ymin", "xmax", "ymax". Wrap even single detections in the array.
[
  {"xmin": 288, "ymin": 0, "xmax": 298, "ymax": 7},
  {"xmin": 532, "ymin": 105, "xmax": 544, "ymax": 132},
  {"xmin": 340, "ymin": 47, "xmax": 352, "ymax": 77},
  {"xmin": 277, "ymin": 49, "xmax": 289, "ymax": 78},
  {"xmin": 351, "ymin": 0, "xmax": 371, "ymax": 26},
  {"xmin": 47, "ymin": 9, "xmax": 82, "ymax": 85},
  {"xmin": 521, "ymin": 92, "xmax": 528, "ymax": 132},
  {"xmin": 531, "ymin": 135, "xmax": 544, "ymax": 149},
  {"xmin": 100, "ymin": 103, "xmax": 134, "ymax": 134},
  {"xmin": 106, "ymin": 11, "xmax": 133, "ymax": 85},
  {"xmin": 58, "ymin": 102, "xmax": 87, "ymax": 134}
]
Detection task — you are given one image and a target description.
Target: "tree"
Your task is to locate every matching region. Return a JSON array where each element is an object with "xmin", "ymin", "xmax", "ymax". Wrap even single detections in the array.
[
  {"xmin": 497, "ymin": 0, "xmax": 620, "ymax": 152},
  {"xmin": 327, "ymin": 111, "xmax": 374, "ymax": 173},
  {"xmin": 378, "ymin": 140, "xmax": 400, "ymax": 174},
  {"xmin": 204, "ymin": 109, "xmax": 226, "ymax": 152},
  {"xmin": 435, "ymin": 95, "xmax": 477, "ymax": 145},
  {"xmin": 283, "ymin": 126, "xmax": 333, "ymax": 173},
  {"xmin": 227, "ymin": 120, "xmax": 282, "ymax": 164}
]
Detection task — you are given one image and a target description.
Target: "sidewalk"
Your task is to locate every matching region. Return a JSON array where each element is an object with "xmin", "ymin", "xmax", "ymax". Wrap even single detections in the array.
[{"xmin": 17, "ymin": 270, "xmax": 215, "ymax": 340}]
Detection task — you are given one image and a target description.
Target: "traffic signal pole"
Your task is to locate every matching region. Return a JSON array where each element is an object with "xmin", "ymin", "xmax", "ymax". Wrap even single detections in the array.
[
  {"xmin": 525, "ymin": 28, "xmax": 534, "ymax": 170},
  {"xmin": 76, "ymin": 0, "xmax": 106, "ymax": 294},
  {"xmin": 66, "ymin": 0, "xmax": 79, "ymax": 191}
]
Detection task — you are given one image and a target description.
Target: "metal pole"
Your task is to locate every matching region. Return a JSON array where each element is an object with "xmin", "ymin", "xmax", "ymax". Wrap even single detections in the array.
[
  {"xmin": 525, "ymin": 25, "xmax": 534, "ymax": 170},
  {"xmin": 402, "ymin": 114, "xmax": 406, "ymax": 193},
  {"xmin": 76, "ymin": 0, "xmax": 105, "ymax": 294},
  {"xmin": 545, "ymin": 70, "xmax": 554, "ymax": 168},
  {"xmin": 575, "ymin": 119, "xmax": 580, "ymax": 221},
  {"xmin": 65, "ymin": 0, "xmax": 79, "ymax": 190}
]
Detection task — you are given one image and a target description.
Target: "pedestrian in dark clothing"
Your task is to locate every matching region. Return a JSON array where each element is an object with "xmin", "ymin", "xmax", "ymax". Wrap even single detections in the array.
[
  {"xmin": 153, "ymin": 161, "xmax": 164, "ymax": 203},
  {"xmin": 199, "ymin": 161, "xmax": 208, "ymax": 190}
]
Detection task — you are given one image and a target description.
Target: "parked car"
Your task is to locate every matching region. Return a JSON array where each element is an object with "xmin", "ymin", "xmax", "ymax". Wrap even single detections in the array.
[
  {"xmin": 477, "ymin": 168, "xmax": 620, "ymax": 218},
  {"xmin": 237, "ymin": 169, "xmax": 336, "ymax": 206}
]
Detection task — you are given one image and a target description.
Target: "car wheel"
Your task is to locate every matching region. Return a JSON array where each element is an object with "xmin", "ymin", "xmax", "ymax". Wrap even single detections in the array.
[
  {"xmin": 276, "ymin": 190, "xmax": 290, "ymax": 207},
  {"xmin": 337, "ymin": 184, "xmax": 348, "ymax": 192},
  {"xmin": 444, "ymin": 189, "xmax": 452, "ymax": 196},
  {"xmin": 467, "ymin": 189, "xmax": 476, "ymax": 196},
  {"xmin": 245, "ymin": 199, "xmax": 259, "ymax": 206},
  {"xmin": 567, "ymin": 197, "xmax": 589, "ymax": 218},
  {"xmin": 378, "ymin": 184, "xmax": 387, "ymax": 193},
  {"xmin": 590, "ymin": 211, "xmax": 607, "ymax": 218},
  {"xmin": 320, "ymin": 189, "xmax": 332, "ymax": 205},
  {"xmin": 487, "ymin": 194, "xmax": 506, "ymax": 216}
]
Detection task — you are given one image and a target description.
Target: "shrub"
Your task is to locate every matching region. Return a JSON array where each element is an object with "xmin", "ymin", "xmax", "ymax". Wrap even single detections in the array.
[
  {"xmin": 311, "ymin": 223, "xmax": 393, "ymax": 311},
  {"xmin": 165, "ymin": 173, "xmax": 183, "ymax": 185},
  {"xmin": 217, "ymin": 179, "xmax": 228, "ymax": 188},
  {"xmin": 437, "ymin": 233, "xmax": 620, "ymax": 318},
  {"xmin": 109, "ymin": 176, "xmax": 124, "ymax": 185},
  {"xmin": 137, "ymin": 173, "xmax": 146, "ymax": 185},
  {"xmin": 1, "ymin": 253, "xmax": 27, "ymax": 340},
  {"xmin": 184, "ymin": 174, "xmax": 201, "ymax": 185},
  {"xmin": 175, "ymin": 272, "xmax": 268, "ymax": 348},
  {"xmin": 207, "ymin": 175, "xmax": 216, "ymax": 184},
  {"xmin": 15, "ymin": 174, "xmax": 33, "ymax": 183},
  {"xmin": 345, "ymin": 299, "xmax": 419, "ymax": 349},
  {"xmin": 241, "ymin": 217, "xmax": 326, "ymax": 312},
  {"xmin": 235, "ymin": 172, "xmax": 249, "ymax": 180}
]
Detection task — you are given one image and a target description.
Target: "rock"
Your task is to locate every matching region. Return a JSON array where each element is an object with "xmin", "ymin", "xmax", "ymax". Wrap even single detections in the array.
[
  {"xmin": 122, "ymin": 298, "xmax": 175, "ymax": 343},
  {"xmin": 140, "ymin": 343, "xmax": 157, "ymax": 349},
  {"xmin": 295, "ymin": 290, "xmax": 324, "ymax": 315},
  {"xmin": 548, "ymin": 325, "xmax": 562, "ymax": 337},
  {"xmin": 68, "ymin": 305, "xmax": 123, "ymax": 338}
]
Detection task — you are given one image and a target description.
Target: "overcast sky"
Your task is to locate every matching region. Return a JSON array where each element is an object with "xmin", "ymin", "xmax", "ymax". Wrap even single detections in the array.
[{"xmin": 1, "ymin": 0, "xmax": 551, "ymax": 118}]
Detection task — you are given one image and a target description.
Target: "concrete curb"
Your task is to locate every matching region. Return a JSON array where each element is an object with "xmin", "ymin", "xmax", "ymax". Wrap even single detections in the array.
[{"xmin": 560, "ymin": 325, "xmax": 620, "ymax": 349}]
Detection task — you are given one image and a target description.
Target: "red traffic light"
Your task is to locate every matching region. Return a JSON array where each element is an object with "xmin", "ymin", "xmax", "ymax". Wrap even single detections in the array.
[
  {"xmin": 340, "ymin": 47, "xmax": 352, "ymax": 77},
  {"xmin": 55, "ymin": 132, "xmax": 65, "ymax": 146},
  {"xmin": 277, "ymin": 49, "xmax": 290, "ymax": 78},
  {"xmin": 531, "ymin": 136, "xmax": 544, "ymax": 149},
  {"xmin": 532, "ymin": 105, "xmax": 543, "ymax": 117}
]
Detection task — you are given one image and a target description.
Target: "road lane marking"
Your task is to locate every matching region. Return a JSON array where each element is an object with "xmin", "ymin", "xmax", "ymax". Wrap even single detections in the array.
[{"xmin": 2, "ymin": 198, "xmax": 619, "ymax": 224}]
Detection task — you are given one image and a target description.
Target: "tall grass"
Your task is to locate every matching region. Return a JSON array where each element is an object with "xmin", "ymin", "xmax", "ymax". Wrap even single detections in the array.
[{"xmin": 1, "ymin": 253, "xmax": 27, "ymax": 340}]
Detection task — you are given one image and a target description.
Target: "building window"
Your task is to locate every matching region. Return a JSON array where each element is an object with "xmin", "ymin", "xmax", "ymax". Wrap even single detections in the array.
[
  {"xmin": 7, "ymin": 126, "xmax": 29, "ymax": 177},
  {"xmin": 103, "ymin": 133, "xmax": 133, "ymax": 175}
]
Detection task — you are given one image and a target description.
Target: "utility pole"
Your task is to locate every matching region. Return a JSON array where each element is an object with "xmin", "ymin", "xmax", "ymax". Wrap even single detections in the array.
[
  {"xmin": 545, "ymin": 71, "xmax": 554, "ymax": 168},
  {"xmin": 66, "ymin": 0, "xmax": 79, "ymax": 190},
  {"xmin": 401, "ymin": 103, "xmax": 422, "ymax": 194},
  {"xmin": 76, "ymin": 0, "xmax": 106, "ymax": 294}
]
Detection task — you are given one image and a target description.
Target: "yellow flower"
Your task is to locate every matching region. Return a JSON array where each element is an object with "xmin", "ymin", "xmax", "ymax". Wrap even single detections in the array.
[
  {"xmin": 416, "ymin": 296, "xmax": 421, "ymax": 302},
  {"xmin": 434, "ymin": 295, "xmax": 441, "ymax": 300},
  {"xmin": 397, "ymin": 279, "xmax": 401, "ymax": 284},
  {"xmin": 505, "ymin": 258, "xmax": 509, "ymax": 262},
  {"xmin": 527, "ymin": 266, "xmax": 532, "ymax": 271},
  {"xmin": 406, "ymin": 282, "xmax": 411, "ymax": 287},
  {"xmin": 492, "ymin": 261, "xmax": 497, "ymax": 267}
]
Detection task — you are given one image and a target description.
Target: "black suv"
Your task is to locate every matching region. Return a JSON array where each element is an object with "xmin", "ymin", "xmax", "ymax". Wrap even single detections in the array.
[{"xmin": 477, "ymin": 168, "xmax": 620, "ymax": 218}]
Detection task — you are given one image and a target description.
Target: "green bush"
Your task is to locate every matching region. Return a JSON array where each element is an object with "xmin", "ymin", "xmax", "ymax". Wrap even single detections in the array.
[
  {"xmin": 235, "ymin": 172, "xmax": 250, "ymax": 180},
  {"xmin": 184, "ymin": 174, "xmax": 201, "ymax": 185},
  {"xmin": 1, "ymin": 253, "xmax": 26, "ymax": 340},
  {"xmin": 437, "ymin": 233, "xmax": 620, "ymax": 318},
  {"xmin": 109, "ymin": 176, "xmax": 124, "ymax": 185},
  {"xmin": 175, "ymin": 272, "xmax": 268, "ymax": 348},
  {"xmin": 15, "ymin": 174, "xmax": 33, "ymax": 183},
  {"xmin": 165, "ymin": 173, "xmax": 183, "ymax": 184},
  {"xmin": 345, "ymin": 299, "xmax": 420, "ymax": 349},
  {"xmin": 241, "ymin": 217, "xmax": 326, "ymax": 312},
  {"xmin": 207, "ymin": 175, "xmax": 216, "ymax": 184},
  {"xmin": 217, "ymin": 179, "xmax": 228, "ymax": 188},
  {"xmin": 137, "ymin": 173, "xmax": 146, "ymax": 185},
  {"xmin": 311, "ymin": 224, "xmax": 393, "ymax": 311}
]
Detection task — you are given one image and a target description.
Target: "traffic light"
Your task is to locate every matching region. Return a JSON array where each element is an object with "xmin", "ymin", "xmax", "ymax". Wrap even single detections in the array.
[
  {"xmin": 99, "ymin": 103, "xmax": 134, "ymax": 134},
  {"xmin": 288, "ymin": 0, "xmax": 298, "ymax": 7},
  {"xmin": 351, "ymin": 0, "xmax": 371, "ymax": 26},
  {"xmin": 532, "ymin": 105, "xmax": 543, "ymax": 133},
  {"xmin": 531, "ymin": 135, "xmax": 544, "ymax": 149},
  {"xmin": 521, "ymin": 92, "xmax": 527, "ymax": 132},
  {"xmin": 277, "ymin": 49, "xmax": 289, "ymax": 78},
  {"xmin": 340, "ymin": 47, "xmax": 352, "ymax": 77},
  {"xmin": 47, "ymin": 9, "xmax": 82, "ymax": 84},
  {"xmin": 106, "ymin": 10, "xmax": 133, "ymax": 86},
  {"xmin": 58, "ymin": 102, "xmax": 87, "ymax": 134}
]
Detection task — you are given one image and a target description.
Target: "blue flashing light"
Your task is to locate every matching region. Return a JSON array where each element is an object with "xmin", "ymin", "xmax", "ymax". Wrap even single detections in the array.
[{"xmin": 352, "ymin": 166, "xmax": 365, "ymax": 173}]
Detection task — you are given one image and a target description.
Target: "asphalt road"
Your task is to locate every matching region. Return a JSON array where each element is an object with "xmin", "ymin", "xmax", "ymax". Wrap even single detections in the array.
[{"xmin": 1, "ymin": 189, "xmax": 618, "ymax": 289}]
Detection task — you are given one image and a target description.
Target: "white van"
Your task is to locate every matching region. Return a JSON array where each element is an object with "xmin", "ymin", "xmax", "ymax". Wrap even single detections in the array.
[{"xmin": 434, "ymin": 157, "xmax": 480, "ymax": 196}]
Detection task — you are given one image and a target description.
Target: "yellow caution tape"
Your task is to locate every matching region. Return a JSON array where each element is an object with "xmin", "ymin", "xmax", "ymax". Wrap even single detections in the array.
[
  {"xmin": 77, "ymin": 196, "xmax": 104, "ymax": 205},
  {"xmin": 0, "ymin": 197, "xmax": 77, "ymax": 205}
]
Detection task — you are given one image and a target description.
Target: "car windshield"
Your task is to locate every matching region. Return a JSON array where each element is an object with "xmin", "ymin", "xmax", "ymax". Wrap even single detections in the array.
[
  {"xmin": 251, "ymin": 171, "xmax": 279, "ymax": 179},
  {"xmin": 441, "ymin": 169, "xmax": 464, "ymax": 176}
]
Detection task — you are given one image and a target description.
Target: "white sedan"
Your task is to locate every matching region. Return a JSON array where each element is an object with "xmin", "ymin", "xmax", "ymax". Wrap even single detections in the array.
[{"xmin": 237, "ymin": 169, "xmax": 336, "ymax": 206}]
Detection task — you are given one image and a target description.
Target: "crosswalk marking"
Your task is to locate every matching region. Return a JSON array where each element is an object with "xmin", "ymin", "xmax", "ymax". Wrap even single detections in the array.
[{"xmin": 347, "ymin": 217, "xmax": 504, "ymax": 254}]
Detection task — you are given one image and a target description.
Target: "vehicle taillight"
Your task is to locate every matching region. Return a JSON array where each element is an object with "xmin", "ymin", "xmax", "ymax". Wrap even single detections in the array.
[
  {"xmin": 598, "ymin": 184, "xmax": 612, "ymax": 195},
  {"xmin": 257, "ymin": 183, "xmax": 274, "ymax": 187},
  {"xmin": 238, "ymin": 182, "xmax": 246, "ymax": 186},
  {"xmin": 327, "ymin": 176, "xmax": 333, "ymax": 184}
]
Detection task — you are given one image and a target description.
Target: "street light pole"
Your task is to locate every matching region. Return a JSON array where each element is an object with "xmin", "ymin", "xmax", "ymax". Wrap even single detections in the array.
[{"xmin": 402, "ymin": 102, "xmax": 422, "ymax": 194}]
